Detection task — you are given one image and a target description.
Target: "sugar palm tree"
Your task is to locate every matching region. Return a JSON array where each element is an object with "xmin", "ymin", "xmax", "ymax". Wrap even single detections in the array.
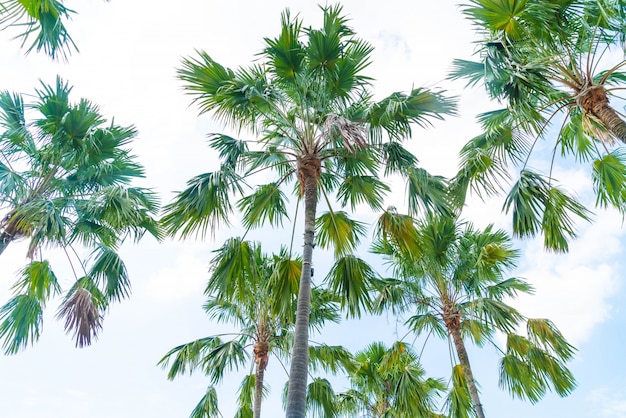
[
  {"xmin": 0, "ymin": 77, "xmax": 161, "ymax": 353},
  {"xmin": 336, "ymin": 341, "xmax": 445, "ymax": 418},
  {"xmin": 161, "ymin": 5, "xmax": 455, "ymax": 417},
  {"xmin": 159, "ymin": 238, "xmax": 351, "ymax": 418},
  {"xmin": 372, "ymin": 210, "xmax": 576, "ymax": 418},
  {"xmin": 450, "ymin": 0, "xmax": 626, "ymax": 251}
]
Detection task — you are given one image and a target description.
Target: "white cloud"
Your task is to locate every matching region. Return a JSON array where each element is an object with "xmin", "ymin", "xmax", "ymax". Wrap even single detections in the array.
[
  {"xmin": 588, "ymin": 387, "xmax": 626, "ymax": 418},
  {"xmin": 513, "ymin": 207, "xmax": 624, "ymax": 346},
  {"xmin": 139, "ymin": 245, "xmax": 209, "ymax": 303}
]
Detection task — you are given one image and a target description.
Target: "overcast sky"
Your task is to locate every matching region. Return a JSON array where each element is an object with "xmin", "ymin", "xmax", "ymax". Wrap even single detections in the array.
[{"xmin": 1, "ymin": 1, "xmax": 625, "ymax": 417}]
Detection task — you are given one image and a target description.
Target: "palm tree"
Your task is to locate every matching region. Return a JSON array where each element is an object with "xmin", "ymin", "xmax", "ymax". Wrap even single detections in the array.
[
  {"xmin": 337, "ymin": 341, "xmax": 445, "ymax": 418},
  {"xmin": 0, "ymin": 0, "xmax": 78, "ymax": 59},
  {"xmin": 161, "ymin": 5, "xmax": 455, "ymax": 417},
  {"xmin": 0, "ymin": 77, "xmax": 161, "ymax": 353},
  {"xmin": 372, "ymin": 211, "xmax": 576, "ymax": 418},
  {"xmin": 450, "ymin": 0, "xmax": 626, "ymax": 251},
  {"xmin": 158, "ymin": 238, "xmax": 351, "ymax": 418}
]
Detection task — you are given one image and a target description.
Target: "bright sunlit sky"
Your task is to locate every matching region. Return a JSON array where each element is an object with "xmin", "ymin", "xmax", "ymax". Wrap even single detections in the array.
[{"xmin": 1, "ymin": 1, "xmax": 625, "ymax": 417}]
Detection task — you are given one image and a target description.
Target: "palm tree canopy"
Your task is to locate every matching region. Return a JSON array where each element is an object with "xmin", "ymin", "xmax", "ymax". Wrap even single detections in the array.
[
  {"xmin": 162, "ymin": 5, "xmax": 456, "ymax": 417},
  {"xmin": 372, "ymin": 210, "xmax": 577, "ymax": 414},
  {"xmin": 162, "ymin": 4, "xmax": 457, "ymax": 240},
  {"xmin": 158, "ymin": 238, "xmax": 350, "ymax": 418},
  {"xmin": 450, "ymin": 0, "xmax": 626, "ymax": 251},
  {"xmin": 0, "ymin": 77, "xmax": 161, "ymax": 353},
  {"xmin": 337, "ymin": 341, "xmax": 446, "ymax": 418}
]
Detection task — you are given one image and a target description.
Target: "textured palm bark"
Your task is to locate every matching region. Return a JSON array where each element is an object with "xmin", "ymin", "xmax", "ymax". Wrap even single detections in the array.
[
  {"xmin": 253, "ymin": 341, "xmax": 268, "ymax": 418},
  {"xmin": 285, "ymin": 155, "xmax": 320, "ymax": 418},
  {"xmin": 449, "ymin": 321, "xmax": 486, "ymax": 418},
  {"xmin": 578, "ymin": 85, "xmax": 626, "ymax": 143}
]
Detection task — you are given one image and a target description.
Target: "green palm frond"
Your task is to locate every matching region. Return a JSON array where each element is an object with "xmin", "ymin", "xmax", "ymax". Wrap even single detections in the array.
[
  {"xmin": 463, "ymin": 298, "xmax": 524, "ymax": 334},
  {"xmin": 369, "ymin": 89, "xmax": 457, "ymax": 140},
  {"xmin": 0, "ymin": 293, "xmax": 43, "ymax": 354},
  {"xmin": 308, "ymin": 344, "xmax": 353, "ymax": 374},
  {"xmin": 380, "ymin": 141, "xmax": 419, "ymax": 176},
  {"xmin": 372, "ymin": 206, "xmax": 420, "ymax": 256},
  {"xmin": 486, "ymin": 277, "xmax": 534, "ymax": 299},
  {"xmin": 306, "ymin": 378, "xmax": 338, "ymax": 418},
  {"xmin": 206, "ymin": 237, "xmax": 258, "ymax": 298},
  {"xmin": 263, "ymin": 9, "xmax": 304, "ymax": 80},
  {"xmin": 11, "ymin": 260, "xmax": 60, "ymax": 303},
  {"xmin": 593, "ymin": 150, "xmax": 626, "ymax": 211},
  {"xmin": 504, "ymin": 170, "xmax": 591, "ymax": 252},
  {"xmin": 308, "ymin": 287, "xmax": 341, "ymax": 331},
  {"xmin": 0, "ymin": 0, "xmax": 76, "ymax": 59},
  {"xmin": 200, "ymin": 340, "xmax": 250, "ymax": 385},
  {"xmin": 88, "ymin": 245, "xmax": 130, "ymax": 303},
  {"xmin": 445, "ymin": 364, "xmax": 476, "ymax": 418},
  {"xmin": 315, "ymin": 210, "xmax": 367, "ymax": 257},
  {"xmin": 162, "ymin": 168, "xmax": 243, "ymax": 239},
  {"xmin": 526, "ymin": 318, "xmax": 576, "ymax": 361},
  {"xmin": 236, "ymin": 374, "xmax": 259, "ymax": 411},
  {"xmin": 237, "ymin": 182, "xmax": 289, "ymax": 229},
  {"xmin": 158, "ymin": 336, "xmax": 228, "ymax": 381},
  {"xmin": 405, "ymin": 166, "xmax": 453, "ymax": 217},
  {"xmin": 325, "ymin": 255, "xmax": 378, "ymax": 317},
  {"xmin": 499, "ymin": 329, "xmax": 577, "ymax": 403},
  {"xmin": 336, "ymin": 175, "xmax": 389, "ymax": 211},
  {"xmin": 405, "ymin": 313, "xmax": 447, "ymax": 339},
  {"xmin": 189, "ymin": 385, "xmax": 221, "ymax": 418}
]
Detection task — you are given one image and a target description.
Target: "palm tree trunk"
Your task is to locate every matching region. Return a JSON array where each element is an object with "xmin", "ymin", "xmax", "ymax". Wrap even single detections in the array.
[
  {"xmin": 285, "ymin": 157, "xmax": 319, "ymax": 418},
  {"xmin": 253, "ymin": 358, "xmax": 267, "ymax": 418},
  {"xmin": 579, "ymin": 85, "xmax": 626, "ymax": 143},
  {"xmin": 593, "ymin": 103, "xmax": 626, "ymax": 143},
  {"xmin": 450, "ymin": 325, "xmax": 486, "ymax": 418}
]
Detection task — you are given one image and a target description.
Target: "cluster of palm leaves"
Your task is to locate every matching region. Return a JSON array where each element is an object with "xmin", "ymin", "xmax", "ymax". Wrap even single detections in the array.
[
  {"xmin": 4, "ymin": 1, "xmax": 619, "ymax": 418},
  {"xmin": 0, "ymin": 0, "xmax": 77, "ymax": 59},
  {"xmin": 0, "ymin": 77, "xmax": 161, "ymax": 353},
  {"xmin": 451, "ymin": 0, "xmax": 626, "ymax": 252},
  {"xmin": 156, "ymin": 4, "xmax": 582, "ymax": 418}
]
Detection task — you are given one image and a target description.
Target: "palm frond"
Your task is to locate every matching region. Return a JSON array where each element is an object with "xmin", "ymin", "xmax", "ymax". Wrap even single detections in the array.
[
  {"xmin": 325, "ymin": 255, "xmax": 378, "ymax": 317},
  {"xmin": 315, "ymin": 210, "xmax": 367, "ymax": 257},
  {"xmin": 0, "ymin": 293, "xmax": 43, "ymax": 354}
]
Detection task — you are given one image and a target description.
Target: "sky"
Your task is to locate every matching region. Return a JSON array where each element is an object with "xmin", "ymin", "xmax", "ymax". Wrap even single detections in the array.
[{"xmin": 0, "ymin": 0, "xmax": 625, "ymax": 417}]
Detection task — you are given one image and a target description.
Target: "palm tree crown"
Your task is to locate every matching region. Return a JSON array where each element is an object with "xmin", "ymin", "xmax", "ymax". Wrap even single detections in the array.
[
  {"xmin": 0, "ymin": 77, "xmax": 161, "ymax": 353},
  {"xmin": 159, "ymin": 238, "xmax": 350, "ymax": 418},
  {"xmin": 451, "ymin": 0, "xmax": 626, "ymax": 251},
  {"xmin": 372, "ymin": 210, "xmax": 577, "ymax": 418},
  {"xmin": 162, "ymin": 5, "xmax": 456, "ymax": 417}
]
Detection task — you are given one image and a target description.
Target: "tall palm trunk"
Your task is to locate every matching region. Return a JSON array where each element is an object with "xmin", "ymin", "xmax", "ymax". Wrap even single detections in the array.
[
  {"xmin": 578, "ymin": 85, "xmax": 626, "ymax": 142},
  {"xmin": 253, "ymin": 340, "xmax": 269, "ymax": 418},
  {"xmin": 285, "ymin": 155, "xmax": 320, "ymax": 418},
  {"xmin": 449, "ymin": 324, "xmax": 486, "ymax": 418}
]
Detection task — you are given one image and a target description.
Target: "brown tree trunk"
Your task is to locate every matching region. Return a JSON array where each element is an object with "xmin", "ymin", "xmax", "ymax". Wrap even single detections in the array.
[
  {"xmin": 253, "ymin": 340, "xmax": 269, "ymax": 418},
  {"xmin": 285, "ymin": 155, "xmax": 320, "ymax": 418},
  {"xmin": 578, "ymin": 85, "xmax": 626, "ymax": 143},
  {"xmin": 449, "ymin": 325, "xmax": 486, "ymax": 418}
]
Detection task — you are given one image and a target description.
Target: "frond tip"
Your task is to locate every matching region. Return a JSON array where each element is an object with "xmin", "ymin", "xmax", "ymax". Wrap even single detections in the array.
[{"xmin": 57, "ymin": 287, "xmax": 103, "ymax": 348}]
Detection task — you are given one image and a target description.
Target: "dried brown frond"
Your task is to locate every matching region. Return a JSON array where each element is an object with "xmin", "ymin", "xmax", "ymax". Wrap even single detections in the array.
[
  {"xmin": 57, "ymin": 287, "xmax": 103, "ymax": 348},
  {"xmin": 323, "ymin": 114, "xmax": 368, "ymax": 152}
]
